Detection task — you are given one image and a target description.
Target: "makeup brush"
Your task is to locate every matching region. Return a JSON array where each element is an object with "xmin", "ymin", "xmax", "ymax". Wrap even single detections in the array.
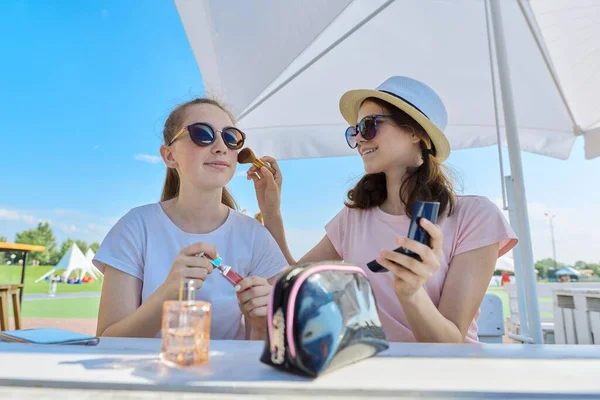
[{"xmin": 238, "ymin": 148, "xmax": 276, "ymax": 175}]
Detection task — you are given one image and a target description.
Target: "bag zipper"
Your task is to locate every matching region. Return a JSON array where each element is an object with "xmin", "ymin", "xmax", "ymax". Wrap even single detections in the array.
[
  {"xmin": 267, "ymin": 266, "xmax": 303, "ymax": 362},
  {"xmin": 270, "ymin": 308, "xmax": 285, "ymax": 364}
]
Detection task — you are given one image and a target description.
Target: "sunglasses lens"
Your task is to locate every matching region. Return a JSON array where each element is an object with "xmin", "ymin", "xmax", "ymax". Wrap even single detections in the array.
[
  {"xmin": 189, "ymin": 124, "xmax": 215, "ymax": 146},
  {"xmin": 361, "ymin": 118, "xmax": 377, "ymax": 140},
  {"xmin": 345, "ymin": 126, "xmax": 357, "ymax": 148},
  {"xmin": 223, "ymin": 128, "xmax": 245, "ymax": 149}
]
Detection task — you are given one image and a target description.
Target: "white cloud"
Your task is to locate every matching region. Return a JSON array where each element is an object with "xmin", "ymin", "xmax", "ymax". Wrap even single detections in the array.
[
  {"xmin": 85, "ymin": 223, "xmax": 103, "ymax": 232},
  {"xmin": 1, "ymin": 206, "xmax": 116, "ymax": 246},
  {"xmin": 83, "ymin": 223, "xmax": 111, "ymax": 236},
  {"xmin": 134, "ymin": 154, "xmax": 162, "ymax": 164},
  {"xmin": 0, "ymin": 209, "xmax": 20, "ymax": 221},
  {"xmin": 0, "ymin": 208, "xmax": 38, "ymax": 224},
  {"xmin": 60, "ymin": 224, "xmax": 77, "ymax": 234},
  {"xmin": 21, "ymin": 215, "xmax": 37, "ymax": 224}
]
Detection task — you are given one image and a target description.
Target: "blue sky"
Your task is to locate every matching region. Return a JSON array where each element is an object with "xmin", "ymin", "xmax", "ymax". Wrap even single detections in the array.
[{"xmin": 1, "ymin": 0, "xmax": 599, "ymax": 264}]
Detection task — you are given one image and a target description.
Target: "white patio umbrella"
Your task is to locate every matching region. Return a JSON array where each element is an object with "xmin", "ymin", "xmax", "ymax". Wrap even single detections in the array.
[{"xmin": 175, "ymin": 0, "xmax": 600, "ymax": 343}]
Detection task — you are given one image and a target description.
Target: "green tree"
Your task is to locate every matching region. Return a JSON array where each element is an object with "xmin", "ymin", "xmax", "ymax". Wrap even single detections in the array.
[
  {"xmin": 75, "ymin": 240, "xmax": 89, "ymax": 255},
  {"xmin": 59, "ymin": 239, "xmax": 76, "ymax": 260},
  {"xmin": 58, "ymin": 239, "xmax": 89, "ymax": 260},
  {"xmin": 0, "ymin": 235, "xmax": 7, "ymax": 264},
  {"xmin": 538, "ymin": 258, "xmax": 560, "ymax": 268},
  {"xmin": 587, "ymin": 264, "xmax": 600, "ymax": 277},
  {"xmin": 535, "ymin": 262, "xmax": 549, "ymax": 279},
  {"xmin": 15, "ymin": 222, "xmax": 57, "ymax": 265},
  {"xmin": 535, "ymin": 258, "xmax": 562, "ymax": 280},
  {"xmin": 574, "ymin": 260, "xmax": 588, "ymax": 270},
  {"xmin": 90, "ymin": 242, "xmax": 100, "ymax": 253}
]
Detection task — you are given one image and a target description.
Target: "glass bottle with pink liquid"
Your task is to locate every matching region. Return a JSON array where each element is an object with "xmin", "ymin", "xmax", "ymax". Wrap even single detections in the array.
[{"xmin": 160, "ymin": 279, "xmax": 211, "ymax": 367}]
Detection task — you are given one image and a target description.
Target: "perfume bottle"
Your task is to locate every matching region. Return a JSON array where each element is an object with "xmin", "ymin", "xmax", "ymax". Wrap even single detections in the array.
[
  {"xmin": 179, "ymin": 278, "xmax": 202, "ymax": 301},
  {"xmin": 160, "ymin": 278, "xmax": 211, "ymax": 367}
]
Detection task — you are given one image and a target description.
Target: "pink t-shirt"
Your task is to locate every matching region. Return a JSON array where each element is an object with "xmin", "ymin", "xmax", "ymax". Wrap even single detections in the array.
[{"xmin": 325, "ymin": 195, "xmax": 518, "ymax": 343}]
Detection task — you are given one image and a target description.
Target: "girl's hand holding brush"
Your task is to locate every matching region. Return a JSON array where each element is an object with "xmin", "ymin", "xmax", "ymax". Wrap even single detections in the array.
[
  {"xmin": 238, "ymin": 148, "xmax": 276, "ymax": 175},
  {"xmin": 239, "ymin": 149, "xmax": 282, "ymax": 217}
]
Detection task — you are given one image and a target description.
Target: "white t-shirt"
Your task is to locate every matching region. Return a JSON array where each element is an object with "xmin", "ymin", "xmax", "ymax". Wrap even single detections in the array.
[{"xmin": 93, "ymin": 203, "xmax": 288, "ymax": 340}]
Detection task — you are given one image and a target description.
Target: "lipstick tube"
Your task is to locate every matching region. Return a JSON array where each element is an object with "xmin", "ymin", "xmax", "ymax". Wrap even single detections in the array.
[
  {"xmin": 198, "ymin": 252, "xmax": 243, "ymax": 286},
  {"xmin": 217, "ymin": 264, "xmax": 243, "ymax": 286}
]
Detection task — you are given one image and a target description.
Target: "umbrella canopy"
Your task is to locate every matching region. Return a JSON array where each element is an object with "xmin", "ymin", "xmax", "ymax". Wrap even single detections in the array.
[{"xmin": 175, "ymin": 0, "xmax": 600, "ymax": 160}]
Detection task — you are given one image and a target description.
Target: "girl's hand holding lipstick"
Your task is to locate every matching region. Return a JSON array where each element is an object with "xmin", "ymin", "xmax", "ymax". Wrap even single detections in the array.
[
  {"xmin": 235, "ymin": 276, "xmax": 272, "ymax": 339},
  {"xmin": 178, "ymin": 250, "xmax": 272, "ymax": 339},
  {"xmin": 159, "ymin": 242, "xmax": 217, "ymax": 301}
]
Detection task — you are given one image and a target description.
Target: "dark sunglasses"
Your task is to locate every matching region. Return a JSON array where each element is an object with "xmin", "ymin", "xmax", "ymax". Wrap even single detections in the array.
[
  {"xmin": 169, "ymin": 122, "xmax": 246, "ymax": 150},
  {"xmin": 344, "ymin": 114, "xmax": 392, "ymax": 149}
]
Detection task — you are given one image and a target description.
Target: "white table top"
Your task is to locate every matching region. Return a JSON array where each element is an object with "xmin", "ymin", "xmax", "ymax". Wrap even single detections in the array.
[{"xmin": 1, "ymin": 338, "xmax": 600, "ymax": 399}]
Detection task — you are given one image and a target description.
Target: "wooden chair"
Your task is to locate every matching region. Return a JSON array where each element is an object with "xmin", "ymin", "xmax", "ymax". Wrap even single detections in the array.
[{"xmin": 0, "ymin": 284, "xmax": 23, "ymax": 331}]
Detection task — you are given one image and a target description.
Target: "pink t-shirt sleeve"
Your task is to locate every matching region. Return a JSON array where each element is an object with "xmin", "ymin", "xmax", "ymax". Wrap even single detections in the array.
[
  {"xmin": 325, "ymin": 207, "xmax": 349, "ymax": 259},
  {"xmin": 453, "ymin": 196, "xmax": 518, "ymax": 258}
]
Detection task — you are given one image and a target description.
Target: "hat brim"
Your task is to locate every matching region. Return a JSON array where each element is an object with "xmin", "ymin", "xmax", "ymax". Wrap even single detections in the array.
[{"xmin": 339, "ymin": 89, "xmax": 451, "ymax": 162}]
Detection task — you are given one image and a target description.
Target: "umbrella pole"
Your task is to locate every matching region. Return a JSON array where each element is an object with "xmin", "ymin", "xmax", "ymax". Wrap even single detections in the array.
[
  {"xmin": 484, "ymin": 0, "xmax": 530, "ymax": 339},
  {"xmin": 489, "ymin": 0, "xmax": 543, "ymax": 344},
  {"xmin": 504, "ymin": 176, "xmax": 531, "ymax": 339}
]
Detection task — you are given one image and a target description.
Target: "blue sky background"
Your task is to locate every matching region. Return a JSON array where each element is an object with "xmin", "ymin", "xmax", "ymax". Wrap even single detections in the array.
[{"xmin": 1, "ymin": 0, "xmax": 599, "ymax": 264}]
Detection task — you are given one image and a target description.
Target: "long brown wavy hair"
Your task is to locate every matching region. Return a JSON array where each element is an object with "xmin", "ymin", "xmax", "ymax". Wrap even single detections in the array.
[
  {"xmin": 345, "ymin": 98, "xmax": 455, "ymax": 218},
  {"xmin": 160, "ymin": 98, "xmax": 238, "ymax": 210}
]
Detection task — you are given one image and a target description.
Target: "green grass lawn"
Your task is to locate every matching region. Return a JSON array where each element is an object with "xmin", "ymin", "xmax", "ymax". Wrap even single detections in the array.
[
  {"xmin": 10, "ymin": 297, "xmax": 100, "ymax": 319},
  {"xmin": 0, "ymin": 265, "xmax": 102, "ymax": 294},
  {"xmin": 8, "ymin": 286, "xmax": 550, "ymax": 321},
  {"xmin": 486, "ymin": 286, "xmax": 554, "ymax": 320},
  {"xmin": 0, "ymin": 264, "xmax": 558, "ymax": 321},
  {"xmin": 1, "ymin": 265, "xmax": 102, "ymax": 318}
]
